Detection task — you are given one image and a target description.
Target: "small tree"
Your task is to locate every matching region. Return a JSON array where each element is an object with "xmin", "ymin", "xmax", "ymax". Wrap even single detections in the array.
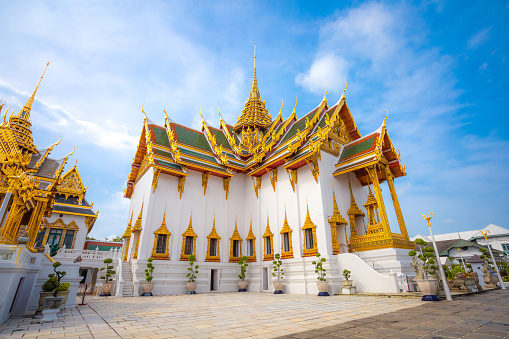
[
  {"xmin": 238, "ymin": 255, "xmax": 248, "ymax": 281},
  {"xmin": 187, "ymin": 254, "xmax": 199, "ymax": 282},
  {"xmin": 272, "ymin": 253, "xmax": 284, "ymax": 281},
  {"xmin": 408, "ymin": 239, "xmax": 437, "ymax": 280},
  {"xmin": 100, "ymin": 258, "xmax": 115, "ymax": 283},
  {"xmin": 42, "ymin": 262, "xmax": 67, "ymax": 297},
  {"xmin": 312, "ymin": 252, "xmax": 327, "ymax": 281},
  {"xmin": 343, "ymin": 269, "xmax": 351, "ymax": 281},
  {"xmin": 145, "ymin": 258, "xmax": 154, "ymax": 283}
]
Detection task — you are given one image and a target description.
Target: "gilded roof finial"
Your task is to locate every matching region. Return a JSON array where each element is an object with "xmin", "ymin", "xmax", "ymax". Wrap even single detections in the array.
[
  {"xmin": 200, "ymin": 107, "xmax": 205, "ymax": 124},
  {"xmin": 292, "ymin": 97, "xmax": 297, "ymax": 115},
  {"xmin": 323, "ymin": 83, "xmax": 328, "ymax": 102},
  {"xmin": 341, "ymin": 80, "xmax": 347, "ymax": 100},
  {"xmin": 142, "ymin": 103, "xmax": 146, "ymax": 120},
  {"xmin": 383, "ymin": 109, "xmax": 389, "ymax": 127},
  {"xmin": 278, "ymin": 100, "xmax": 283, "ymax": 118}
]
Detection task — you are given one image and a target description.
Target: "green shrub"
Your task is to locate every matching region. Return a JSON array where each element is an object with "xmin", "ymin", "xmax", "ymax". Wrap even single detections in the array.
[
  {"xmin": 272, "ymin": 253, "xmax": 284, "ymax": 281},
  {"xmin": 238, "ymin": 256, "xmax": 248, "ymax": 281},
  {"xmin": 187, "ymin": 255, "xmax": 199, "ymax": 282},
  {"xmin": 343, "ymin": 269, "xmax": 351, "ymax": 281},
  {"xmin": 56, "ymin": 282, "xmax": 70, "ymax": 292},
  {"xmin": 312, "ymin": 253, "xmax": 327, "ymax": 281},
  {"xmin": 42, "ymin": 276, "xmax": 59, "ymax": 292},
  {"xmin": 99, "ymin": 258, "xmax": 115, "ymax": 283},
  {"xmin": 145, "ymin": 258, "xmax": 154, "ymax": 282}
]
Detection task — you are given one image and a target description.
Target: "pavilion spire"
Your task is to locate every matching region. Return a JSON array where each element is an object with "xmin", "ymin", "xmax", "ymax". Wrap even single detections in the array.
[{"xmin": 9, "ymin": 62, "xmax": 49, "ymax": 154}]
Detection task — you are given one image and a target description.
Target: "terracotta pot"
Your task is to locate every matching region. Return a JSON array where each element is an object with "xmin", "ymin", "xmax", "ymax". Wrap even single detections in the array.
[
  {"xmin": 187, "ymin": 282, "xmax": 197, "ymax": 293},
  {"xmin": 100, "ymin": 283, "xmax": 113, "ymax": 296},
  {"xmin": 142, "ymin": 283, "xmax": 154, "ymax": 293},
  {"xmin": 273, "ymin": 281, "xmax": 284, "ymax": 294},
  {"xmin": 342, "ymin": 280, "xmax": 353, "ymax": 287},
  {"xmin": 37, "ymin": 292, "xmax": 54, "ymax": 313},
  {"xmin": 238, "ymin": 280, "xmax": 247, "ymax": 292},
  {"xmin": 316, "ymin": 281, "xmax": 329, "ymax": 296},
  {"xmin": 416, "ymin": 279, "xmax": 438, "ymax": 296},
  {"xmin": 56, "ymin": 290, "xmax": 70, "ymax": 310}
]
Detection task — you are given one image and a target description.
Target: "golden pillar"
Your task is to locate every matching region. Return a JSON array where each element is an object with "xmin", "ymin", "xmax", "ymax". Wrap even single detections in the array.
[
  {"xmin": 366, "ymin": 166, "xmax": 392, "ymax": 240},
  {"xmin": 26, "ymin": 199, "xmax": 48, "ymax": 251},
  {"xmin": 385, "ymin": 167, "xmax": 409, "ymax": 239}
]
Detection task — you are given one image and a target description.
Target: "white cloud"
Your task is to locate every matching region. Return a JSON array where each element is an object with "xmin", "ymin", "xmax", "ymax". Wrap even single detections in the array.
[
  {"xmin": 297, "ymin": 2, "xmax": 508, "ymax": 235},
  {"xmin": 296, "ymin": 54, "xmax": 348, "ymax": 95},
  {"xmin": 479, "ymin": 62, "xmax": 488, "ymax": 71},
  {"xmin": 467, "ymin": 27, "xmax": 492, "ymax": 50}
]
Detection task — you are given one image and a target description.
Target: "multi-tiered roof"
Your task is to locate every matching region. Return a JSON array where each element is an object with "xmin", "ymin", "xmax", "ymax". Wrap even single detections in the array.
[{"xmin": 125, "ymin": 55, "xmax": 406, "ymax": 198}]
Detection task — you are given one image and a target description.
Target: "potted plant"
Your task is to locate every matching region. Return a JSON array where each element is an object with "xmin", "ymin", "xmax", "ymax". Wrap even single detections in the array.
[
  {"xmin": 408, "ymin": 239, "xmax": 439, "ymax": 301},
  {"xmin": 238, "ymin": 255, "xmax": 248, "ymax": 292},
  {"xmin": 342, "ymin": 269, "xmax": 352, "ymax": 286},
  {"xmin": 37, "ymin": 262, "xmax": 67, "ymax": 322},
  {"xmin": 312, "ymin": 253, "xmax": 328, "ymax": 296},
  {"xmin": 99, "ymin": 258, "xmax": 115, "ymax": 296},
  {"xmin": 272, "ymin": 253, "xmax": 284, "ymax": 294},
  {"xmin": 186, "ymin": 254, "xmax": 199, "ymax": 294},
  {"xmin": 36, "ymin": 261, "xmax": 66, "ymax": 314},
  {"xmin": 142, "ymin": 257, "xmax": 155, "ymax": 296}
]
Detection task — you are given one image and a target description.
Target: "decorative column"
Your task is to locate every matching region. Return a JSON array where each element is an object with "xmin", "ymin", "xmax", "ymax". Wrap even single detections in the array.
[
  {"xmin": 385, "ymin": 166, "xmax": 409, "ymax": 239},
  {"xmin": 366, "ymin": 166, "xmax": 392, "ymax": 240},
  {"xmin": 26, "ymin": 199, "xmax": 48, "ymax": 251}
]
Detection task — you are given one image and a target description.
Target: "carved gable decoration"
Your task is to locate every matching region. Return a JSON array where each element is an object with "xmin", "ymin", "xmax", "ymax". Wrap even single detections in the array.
[{"xmin": 57, "ymin": 165, "xmax": 87, "ymax": 203}]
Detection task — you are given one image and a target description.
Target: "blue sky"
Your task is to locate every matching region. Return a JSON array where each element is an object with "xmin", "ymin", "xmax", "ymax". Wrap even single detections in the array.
[{"xmin": 1, "ymin": 1, "xmax": 507, "ymax": 240}]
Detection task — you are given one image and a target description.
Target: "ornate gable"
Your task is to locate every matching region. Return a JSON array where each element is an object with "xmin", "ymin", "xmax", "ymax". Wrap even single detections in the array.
[{"xmin": 57, "ymin": 162, "xmax": 87, "ymax": 203}]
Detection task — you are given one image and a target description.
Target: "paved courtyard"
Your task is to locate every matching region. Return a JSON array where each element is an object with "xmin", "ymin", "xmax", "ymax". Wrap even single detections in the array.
[{"xmin": 0, "ymin": 290, "xmax": 507, "ymax": 339}]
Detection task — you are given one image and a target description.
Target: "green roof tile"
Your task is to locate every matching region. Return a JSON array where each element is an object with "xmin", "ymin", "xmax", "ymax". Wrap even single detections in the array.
[
  {"xmin": 153, "ymin": 127, "xmax": 170, "ymax": 147},
  {"xmin": 279, "ymin": 109, "xmax": 317, "ymax": 145},
  {"xmin": 339, "ymin": 136, "xmax": 376, "ymax": 161},
  {"xmin": 174, "ymin": 125, "xmax": 212, "ymax": 152},
  {"xmin": 211, "ymin": 129, "xmax": 232, "ymax": 150},
  {"xmin": 180, "ymin": 148, "xmax": 218, "ymax": 163}
]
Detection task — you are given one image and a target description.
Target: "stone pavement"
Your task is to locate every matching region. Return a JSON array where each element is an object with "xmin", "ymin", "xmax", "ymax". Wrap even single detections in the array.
[
  {"xmin": 0, "ymin": 290, "xmax": 507, "ymax": 338},
  {"xmin": 281, "ymin": 289, "xmax": 509, "ymax": 339}
]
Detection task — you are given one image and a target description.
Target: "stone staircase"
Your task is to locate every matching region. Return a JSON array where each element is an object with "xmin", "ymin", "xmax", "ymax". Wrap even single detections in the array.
[{"xmin": 122, "ymin": 262, "xmax": 135, "ymax": 297}]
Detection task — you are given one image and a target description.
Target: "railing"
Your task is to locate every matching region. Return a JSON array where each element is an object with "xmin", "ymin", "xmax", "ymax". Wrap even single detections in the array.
[
  {"xmin": 0, "ymin": 245, "xmax": 39, "ymax": 265},
  {"xmin": 54, "ymin": 247, "xmax": 123, "ymax": 260}
]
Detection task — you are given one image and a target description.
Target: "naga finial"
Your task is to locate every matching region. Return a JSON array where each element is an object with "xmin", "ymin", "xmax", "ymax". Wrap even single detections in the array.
[
  {"xmin": 323, "ymin": 84, "xmax": 328, "ymax": 102},
  {"xmin": 48, "ymin": 135, "xmax": 62, "ymax": 152},
  {"xmin": 142, "ymin": 103, "xmax": 146, "ymax": 120},
  {"xmin": 278, "ymin": 99, "xmax": 283, "ymax": 117},
  {"xmin": 341, "ymin": 80, "xmax": 347, "ymax": 99},
  {"xmin": 292, "ymin": 97, "xmax": 297, "ymax": 115},
  {"xmin": 200, "ymin": 107, "xmax": 205, "ymax": 123},
  {"xmin": 383, "ymin": 109, "xmax": 389, "ymax": 126}
]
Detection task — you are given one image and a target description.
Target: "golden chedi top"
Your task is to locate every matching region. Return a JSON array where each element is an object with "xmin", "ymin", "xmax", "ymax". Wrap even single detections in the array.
[
  {"xmin": 9, "ymin": 62, "xmax": 49, "ymax": 155},
  {"xmin": 233, "ymin": 44, "xmax": 272, "ymax": 134}
]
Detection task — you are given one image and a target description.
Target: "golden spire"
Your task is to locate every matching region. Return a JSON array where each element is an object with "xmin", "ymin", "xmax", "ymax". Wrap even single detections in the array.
[
  {"xmin": 233, "ymin": 44, "xmax": 271, "ymax": 134},
  {"xmin": 132, "ymin": 200, "xmax": 144, "ymax": 232},
  {"xmin": 9, "ymin": 63, "xmax": 49, "ymax": 154},
  {"xmin": 329, "ymin": 183, "xmax": 348, "ymax": 224},
  {"xmin": 122, "ymin": 212, "xmax": 134, "ymax": 238},
  {"xmin": 19, "ymin": 62, "xmax": 49, "ymax": 120}
]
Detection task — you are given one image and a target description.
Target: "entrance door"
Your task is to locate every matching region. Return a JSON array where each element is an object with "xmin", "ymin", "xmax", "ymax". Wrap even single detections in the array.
[
  {"xmin": 263, "ymin": 267, "xmax": 268, "ymax": 290},
  {"xmin": 210, "ymin": 269, "xmax": 218, "ymax": 291}
]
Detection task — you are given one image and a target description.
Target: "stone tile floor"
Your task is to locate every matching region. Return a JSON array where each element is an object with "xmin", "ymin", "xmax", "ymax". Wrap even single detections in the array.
[{"xmin": 0, "ymin": 290, "xmax": 507, "ymax": 338}]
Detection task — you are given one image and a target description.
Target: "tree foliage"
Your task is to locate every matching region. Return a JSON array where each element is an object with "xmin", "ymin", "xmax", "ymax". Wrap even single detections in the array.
[
  {"xmin": 145, "ymin": 257, "xmax": 154, "ymax": 282},
  {"xmin": 312, "ymin": 252, "xmax": 327, "ymax": 281},
  {"xmin": 100, "ymin": 258, "xmax": 116, "ymax": 283},
  {"xmin": 187, "ymin": 254, "xmax": 199, "ymax": 282},
  {"xmin": 238, "ymin": 255, "xmax": 248, "ymax": 281},
  {"xmin": 272, "ymin": 253, "xmax": 284, "ymax": 281}
]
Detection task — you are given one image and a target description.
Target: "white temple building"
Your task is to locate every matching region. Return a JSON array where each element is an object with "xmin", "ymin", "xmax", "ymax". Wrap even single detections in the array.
[{"xmin": 121, "ymin": 52, "xmax": 415, "ymax": 296}]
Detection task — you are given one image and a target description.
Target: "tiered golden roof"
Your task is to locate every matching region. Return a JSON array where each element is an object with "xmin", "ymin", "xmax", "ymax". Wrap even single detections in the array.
[
  {"xmin": 233, "ymin": 45, "xmax": 271, "ymax": 133},
  {"xmin": 9, "ymin": 62, "xmax": 49, "ymax": 154}
]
